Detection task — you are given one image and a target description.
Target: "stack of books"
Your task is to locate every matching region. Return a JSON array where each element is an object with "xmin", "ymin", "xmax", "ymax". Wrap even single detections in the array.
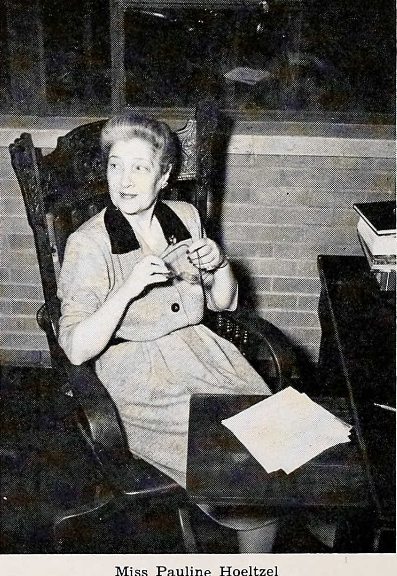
[{"xmin": 354, "ymin": 201, "xmax": 396, "ymax": 291}]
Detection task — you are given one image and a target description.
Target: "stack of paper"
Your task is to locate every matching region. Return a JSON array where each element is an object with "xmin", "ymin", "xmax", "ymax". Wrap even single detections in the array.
[{"xmin": 222, "ymin": 387, "xmax": 352, "ymax": 474}]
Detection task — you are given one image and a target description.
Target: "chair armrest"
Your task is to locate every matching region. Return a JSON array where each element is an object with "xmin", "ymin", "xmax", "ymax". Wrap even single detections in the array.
[
  {"xmin": 94, "ymin": 449, "xmax": 183, "ymax": 499},
  {"xmin": 204, "ymin": 306, "xmax": 301, "ymax": 392},
  {"xmin": 37, "ymin": 302, "xmax": 51, "ymax": 332},
  {"xmin": 53, "ymin": 490, "xmax": 119, "ymax": 552},
  {"xmin": 230, "ymin": 306, "xmax": 300, "ymax": 382},
  {"xmin": 70, "ymin": 363, "xmax": 182, "ymax": 498}
]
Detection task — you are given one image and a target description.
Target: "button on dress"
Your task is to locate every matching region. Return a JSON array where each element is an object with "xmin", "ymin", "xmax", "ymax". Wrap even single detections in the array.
[{"xmin": 58, "ymin": 200, "xmax": 271, "ymax": 486}]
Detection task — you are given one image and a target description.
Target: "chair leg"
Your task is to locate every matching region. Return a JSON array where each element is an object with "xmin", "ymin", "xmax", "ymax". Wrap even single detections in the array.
[
  {"xmin": 178, "ymin": 506, "xmax": 199, "ymax": 553},
  {"xmin": 52, "ymin": 492, "xmax": 120, "ymax": 553}
]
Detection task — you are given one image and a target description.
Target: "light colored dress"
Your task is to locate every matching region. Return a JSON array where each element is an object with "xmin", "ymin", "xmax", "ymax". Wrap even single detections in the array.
[{"xmin": 58, "ymin": 200, "xmax": 271, "ymax": 487}]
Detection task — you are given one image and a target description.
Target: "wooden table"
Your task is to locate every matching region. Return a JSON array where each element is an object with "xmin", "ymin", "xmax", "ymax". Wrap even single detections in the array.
[
  {"xmin": 187, "ymin": 394, "xmax": 370, "ymax": 513},
  {"xmin": 317, "ymin": 255, "xmax": 395, "ymax": 551}
]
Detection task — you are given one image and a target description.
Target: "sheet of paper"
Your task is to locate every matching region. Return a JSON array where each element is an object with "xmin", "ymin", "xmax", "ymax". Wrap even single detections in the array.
[
  {"xmin": 224, "ymin": 67, "xmax": 271, "ymax": 85},
  {"xmin": 222, "ymin": 387, "xmax": 352, "ymax": 474}
]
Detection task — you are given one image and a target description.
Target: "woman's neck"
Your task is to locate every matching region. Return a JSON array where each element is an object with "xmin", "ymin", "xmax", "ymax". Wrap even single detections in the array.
[
  {"xmin": 123, "ymin": 203, "xmax": 156, "ymax": 232},
  {"xmin": 122, "ymin": 202, "xmax": 168, "ymax": 254}
]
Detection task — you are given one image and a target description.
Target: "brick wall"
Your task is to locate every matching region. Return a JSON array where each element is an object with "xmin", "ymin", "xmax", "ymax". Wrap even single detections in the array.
[
  {"xmin": 217, "ymin": 152, "xmax": 395, "ymax": 362},
  {"xmin": 0, "ymin": 120, "xmax": 394, "ymax": 367}
]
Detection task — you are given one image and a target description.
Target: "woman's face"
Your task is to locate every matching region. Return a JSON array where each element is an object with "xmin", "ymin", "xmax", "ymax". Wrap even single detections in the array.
[{"xmin": 107, "ymin": 137, "xmax": 170, "ymax": 216}]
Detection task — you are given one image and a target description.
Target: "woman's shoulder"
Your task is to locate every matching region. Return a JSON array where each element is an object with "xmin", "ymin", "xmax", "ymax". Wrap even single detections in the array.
[
  {"xmin": 162, "ymin": 200, "xmax": 200, "ymax": 224},
  {"xmin": 66, "ymin": 208, "xmax": 109, "ymax": 251}
]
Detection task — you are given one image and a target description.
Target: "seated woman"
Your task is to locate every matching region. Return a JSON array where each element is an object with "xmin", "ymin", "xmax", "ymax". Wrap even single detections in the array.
[{"xmin": 57, "ymin": 113, "xmax": 332, "ymax": 552}]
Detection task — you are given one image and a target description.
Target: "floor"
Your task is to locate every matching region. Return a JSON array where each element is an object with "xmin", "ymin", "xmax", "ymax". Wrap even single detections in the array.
[{"xmin": 0, "ymin": 365, "xmax": 343, "ymax": 554}]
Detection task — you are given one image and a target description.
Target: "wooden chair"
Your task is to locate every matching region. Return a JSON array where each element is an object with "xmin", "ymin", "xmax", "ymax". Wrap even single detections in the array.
[{"xmin": 9, "ymin": 101, "xmax": 300, "ymax": 553}]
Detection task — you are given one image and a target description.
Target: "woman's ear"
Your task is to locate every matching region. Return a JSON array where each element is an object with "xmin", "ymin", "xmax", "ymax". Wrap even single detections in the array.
[{"xmin": 160, "ymin": 164, "xmax": 173, "ymax": 189}]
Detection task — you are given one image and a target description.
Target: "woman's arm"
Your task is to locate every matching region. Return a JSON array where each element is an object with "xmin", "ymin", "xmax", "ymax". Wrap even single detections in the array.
[
  {"xmin": 187, "ymin": 238, "xmax": 237, "ymax": 311},
  {"xmin": 59, "ymin": 248, "xmax": 170, "ymax": 365},
  {"xmin": 208, "ymin": 256, "xmax": 238, "ymax": 311},
  {"xmin": 65, "ymin": 280, "xmax": 133, "ymax": 365}
]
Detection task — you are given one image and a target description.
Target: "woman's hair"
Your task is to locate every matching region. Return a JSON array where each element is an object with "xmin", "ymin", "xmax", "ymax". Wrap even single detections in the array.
[{"xmin": 101, "ymin": 113, "xmax": 177, "ymax": 175}]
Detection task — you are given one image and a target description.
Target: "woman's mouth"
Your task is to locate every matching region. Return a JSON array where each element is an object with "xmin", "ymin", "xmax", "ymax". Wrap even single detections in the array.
[{"xmin": 120, "ymin": 192, "xmax": 137, "ymax": 199}]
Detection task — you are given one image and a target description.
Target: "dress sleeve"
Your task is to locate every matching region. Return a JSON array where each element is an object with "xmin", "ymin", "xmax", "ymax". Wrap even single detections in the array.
[
  {"xmin": 57, "ymin": 231, "xmax": 110, "ymax": 358},
  {"xmin": 186, "ymin": 204, "xmax": 239, "ymax": 312}
]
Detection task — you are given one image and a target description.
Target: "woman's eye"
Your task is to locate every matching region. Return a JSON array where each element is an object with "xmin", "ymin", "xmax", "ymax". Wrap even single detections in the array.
[
  {"xmin": 109, "ymin": 162, "xmax": 120, "ymax": 170},
  {"xmin": 134, "ymin": 164, "xmax": 150, "ymax": 172}
]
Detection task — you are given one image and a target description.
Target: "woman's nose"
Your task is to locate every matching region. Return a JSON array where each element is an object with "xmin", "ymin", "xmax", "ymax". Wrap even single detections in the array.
[{"xmin": 122, "ymin": 169, "xmax": 135, "ymax": 188}]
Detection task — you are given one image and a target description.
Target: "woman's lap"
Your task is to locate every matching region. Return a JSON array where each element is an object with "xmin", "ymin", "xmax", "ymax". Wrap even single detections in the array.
[{"xmin": 96, "ymin": 324, "xmax": 271, "ymax": 482}]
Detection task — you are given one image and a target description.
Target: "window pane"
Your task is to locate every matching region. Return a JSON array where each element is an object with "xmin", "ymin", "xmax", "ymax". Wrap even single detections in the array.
[
  {"xmin": 0, "ymin": 2, "xmax": 11, "ymax": 112},
  {"xmin": 41, "ymin": 0, "xmax": 111, "ymax": 114},
  {"xmin": 1, "ymin": 0, "xmax": 394, "ymax": 116},
  {"xmin": 124, "ymin": 1, "xmax": 395, "ymax": 114},
  {"xmin": 124, "ymin": 7, "xmax": 235, "ymax": 107}
]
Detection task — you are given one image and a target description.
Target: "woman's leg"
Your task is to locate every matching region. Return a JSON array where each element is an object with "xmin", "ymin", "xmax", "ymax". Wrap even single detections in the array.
[
  {"xmin": 199, "ymin": 505, "xmax": 280, "ymax": 553},
  {"xmin": 305, "ymin": 512, "xmax": 337, "ymax": 549},
  {"xmin": 237, "ymin": 519, "xmax": 279, "ymax": 553}
]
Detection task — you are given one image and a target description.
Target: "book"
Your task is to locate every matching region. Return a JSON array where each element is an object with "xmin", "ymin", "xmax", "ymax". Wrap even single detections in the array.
[
  {"xmin": 359, "ymin": 236, "xmax": 396, "ymax": 291},
  {"xmin": 353, "ymin": 201, "xmax": 396, "ymax": 235},
  {"xmin": 357, "ymin": 217, "xmax": 396, "ymax": 256},
  {"xmin": 374, "ymin": 269, "xmax": 396, "ymax": 291},
  {"xmin": 359, "ymin": 235, "xmax": 396, "ymax": 271}
]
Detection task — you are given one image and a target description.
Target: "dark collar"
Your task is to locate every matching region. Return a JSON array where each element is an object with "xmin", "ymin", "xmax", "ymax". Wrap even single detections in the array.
[{"xmin": 104, "ymin": 201, "xmax": 191, "ymax": 254}]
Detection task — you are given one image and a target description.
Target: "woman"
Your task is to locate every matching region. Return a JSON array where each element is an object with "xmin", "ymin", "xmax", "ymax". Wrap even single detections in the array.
[{"xmin": 57, "ymin": 113, "xmax": 282, "ymax": 552}]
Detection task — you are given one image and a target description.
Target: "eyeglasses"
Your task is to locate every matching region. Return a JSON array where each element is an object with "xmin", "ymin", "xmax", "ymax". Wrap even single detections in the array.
[
  {"xmin": 164, "ymin": 269, "xmax": 203, "ymax": 284},
  {"xmin": 161, "ymin": 242, "xmax": 210, "ymax": 285}
]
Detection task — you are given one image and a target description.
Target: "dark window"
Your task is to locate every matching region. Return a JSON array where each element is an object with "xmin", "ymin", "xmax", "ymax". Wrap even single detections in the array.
[
  {"xmin": 1, "ymin": 0, "xmax": 395, "ymax": 117},
  {"xmin": 42, "ymin": 0, "xmax": 111, "ymax": 114},
  {"xmin": 0, "ymin": 3, "xmax": 11, "ymax": 111}
]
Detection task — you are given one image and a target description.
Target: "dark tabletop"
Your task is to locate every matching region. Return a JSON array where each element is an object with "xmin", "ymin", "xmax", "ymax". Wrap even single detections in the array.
[
  {"xmin": 187, "ymin": 393, "xmax": 371, "ymax": 511},
  {"xmin": 317, "ymin": 255, "xmax": 395, "ymax": 520}
]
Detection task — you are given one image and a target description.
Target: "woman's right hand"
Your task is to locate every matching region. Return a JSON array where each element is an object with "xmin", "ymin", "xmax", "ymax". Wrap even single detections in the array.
[
  {"xmin": 123, "ymin": 255, "xmax": 170, "ymax": 299},
  {"xmin": 62, "ymin": 254, "xmax": 170, "ymax": 365}
]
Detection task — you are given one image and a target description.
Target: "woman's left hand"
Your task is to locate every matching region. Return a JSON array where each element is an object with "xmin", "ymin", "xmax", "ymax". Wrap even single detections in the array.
[{"xmin": 187, "ymin": 238, "xmax": 228, "ymax": 272}]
